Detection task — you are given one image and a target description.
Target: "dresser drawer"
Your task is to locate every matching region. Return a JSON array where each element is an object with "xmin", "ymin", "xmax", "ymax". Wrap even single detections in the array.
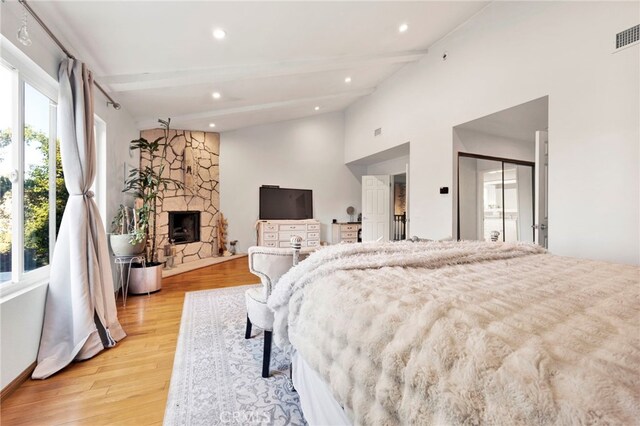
[
  {"xmin": 279, "ymin": 241, "xmax": 292, "ymax": 248},
  {"xmin": 263, "ymin": 223, "xmax": 278, "ymax": 232},
  {"xmin": 263, "ymin": 241, "xmax": 277, "ymax": 247},
  {"xmin": 341, "ymin": 231, "xmax": 357, "ymax": 239},
  {"xmin": 277, "ymin": 231, "xmax": 305, "ymax": 241},
  {"xmin": 341, "ymin": 224, "xmax": 359, "ymax": 232},
  {"xmin": 341, "ymin": 238, "xmax": 357, "ymax": 244},
  {"xmin": 307, "ymin": 224, "xmax": 320, "ymax": 231},
  {"xmin": 307, "ymin": 232, "xmax": 320, "ymax": 240},
  {"xmin": 263, "ymin": 232, "xmax": 278, "ymax": 241},
  {"xmin": 280, "ymin": 224, "xmax": 307, "ymax": 231},
  {"xmin": 307, "ymin": 240, "xmax": 320, "ymax": 247}
]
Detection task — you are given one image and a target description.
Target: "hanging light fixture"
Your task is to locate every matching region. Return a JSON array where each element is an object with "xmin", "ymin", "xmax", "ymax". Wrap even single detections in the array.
[{"xmin": 17, "ymin": 7, "xmax": 33, "ymax": 46}]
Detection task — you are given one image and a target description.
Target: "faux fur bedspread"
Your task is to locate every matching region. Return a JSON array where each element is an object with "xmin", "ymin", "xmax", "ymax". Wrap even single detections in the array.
[{"xmin": 268, "ymin": 241, "xmax": 640, "ymax": 425}]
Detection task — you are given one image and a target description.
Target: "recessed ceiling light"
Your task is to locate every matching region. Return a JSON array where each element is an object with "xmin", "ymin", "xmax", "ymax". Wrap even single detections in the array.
[
  {"xmin": 399, "ymin": 23, "xmax": 409, "ymax": 33},
  {"xmin": 212, "ymin": 92, "xmax": 221, "ymax": 99},
  {"xmin": 344, "ymin": 76, "xmax": 352, "ymax": 83},
  {"xmin": 314, "ymin": 106, "xmax": 320, "ymax": 111},
  {"xmin": 209, "ymin": 123, "xmax": 216, "ymax": 128},
  {"xmin": 213, "ymin": 28, "xmax": 226, "ymax": 40}
]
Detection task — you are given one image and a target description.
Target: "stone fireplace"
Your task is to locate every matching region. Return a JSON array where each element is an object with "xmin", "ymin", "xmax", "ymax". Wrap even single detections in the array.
[
  {"xmin": 169, "ymin": 211, "xmax": 201, "ymax": 244},
  {"xmin": 140, "ymin": 128, "xmax": 220, "ymax": 266}
]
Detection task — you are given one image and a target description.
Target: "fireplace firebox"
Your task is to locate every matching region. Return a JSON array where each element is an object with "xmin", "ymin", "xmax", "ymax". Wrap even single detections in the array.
[{"xmin": 168, "ymin": 211, "xmax": 201, "ymax": 245}]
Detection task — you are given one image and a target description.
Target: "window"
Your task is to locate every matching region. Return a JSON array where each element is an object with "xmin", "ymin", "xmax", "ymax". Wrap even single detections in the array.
[{"xmin": 0, "ymin": 51, "xmax": 65, "ymax": 290}]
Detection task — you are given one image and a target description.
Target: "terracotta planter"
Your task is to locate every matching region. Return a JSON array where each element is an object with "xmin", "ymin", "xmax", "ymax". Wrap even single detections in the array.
[
  {"xmin": 129, "ymin": 262, "xmax": 162, "ymax": 294},
  {"xmin": 109, "ymin": 234, "xmax": 145, "ymax": 257}
]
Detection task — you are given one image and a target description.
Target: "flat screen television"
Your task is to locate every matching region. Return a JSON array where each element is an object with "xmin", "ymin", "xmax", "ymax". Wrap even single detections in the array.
[{"xmin": 259, "ymin": 186, "xmax": 313, "ymax": 220}]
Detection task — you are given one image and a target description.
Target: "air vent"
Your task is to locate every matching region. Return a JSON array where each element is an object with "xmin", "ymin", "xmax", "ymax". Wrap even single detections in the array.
[
  {"xmin": 374, "ymin": 128, "xmax": 382, "ymax": 137},
  {"xmin": 616, "ymin": 24, "xmax": 639, "ymax": 49}
]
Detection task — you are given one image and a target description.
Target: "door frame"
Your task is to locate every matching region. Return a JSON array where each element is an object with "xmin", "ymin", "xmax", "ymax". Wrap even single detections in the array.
[{"xmin": 456, "ymin": 152, "xmax": 535, "ymax": 241}]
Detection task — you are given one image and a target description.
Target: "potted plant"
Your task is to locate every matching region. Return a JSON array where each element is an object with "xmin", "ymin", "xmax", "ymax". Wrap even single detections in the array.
[
  {"xmin": 109, "ymin": 204, "xmax": 145, "ymax": 256},
  {"xmin": 124, "ymin": 118, "xmax": 183, "ymax": 294}
]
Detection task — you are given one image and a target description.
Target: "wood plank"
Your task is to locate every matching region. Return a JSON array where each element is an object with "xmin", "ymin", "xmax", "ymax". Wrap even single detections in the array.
[
  {"xmin": 0, "ymin": 362, "xmax": 36, "ymax": 402},
  {"xmin": 0, "ymin": 257, "xmax": 255, "ymax": 425}
]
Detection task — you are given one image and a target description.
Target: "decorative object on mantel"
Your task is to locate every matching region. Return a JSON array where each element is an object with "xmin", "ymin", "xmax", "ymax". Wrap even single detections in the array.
[
  {"xmin": 124, "ymin": 118, "xmax": 184, "ymax": 294},
  {"xmin": 217, "ymin": 212, "xmax": 229, "ymax": 255},
  {"xmin": 163, "ymin": 239, "xmax": 176, "ymax": 270},
  {"xmin": 183, "ymin": 143, "xmax": 196, "ymax": 190},
  {"xmin": 229, "ymin": 240, "xmax": 238, "ymax": 255},
  {"xmin": 109, "ymin": 204, "xmax": 145, "ymax": 257}
]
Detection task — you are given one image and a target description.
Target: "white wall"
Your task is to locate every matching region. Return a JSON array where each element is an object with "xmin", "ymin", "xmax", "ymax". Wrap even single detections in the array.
[
  {"xmin": 453, "ymin": 128, "xmax": 535, "ymax": 163},
  {"xmin": 366, "ymin": 155, "xmax": 410, "ymax": 175},
  {"xmin": 221, "ymin": 112, "xmax": 362, "ymax": 253},
  {"xmin": 94, "ymin": 99, "xmax": 139, "ymax": 227},
  {"xmin": 516, "ymin": 166, "xmax": 534, "ymax": 243},
  {"xmin": 1, "ymin": 3, "xmax": 139, "ymax": 389},
  {"xmin": 345, "ymin": 1, "xmax": 640, "ymax": 265}
]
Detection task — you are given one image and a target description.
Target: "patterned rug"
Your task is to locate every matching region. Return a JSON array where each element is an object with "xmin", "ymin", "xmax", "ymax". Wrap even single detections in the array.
[{"xmin": 164, "ymin": 285, "xmax": 306, "ymax": 425}]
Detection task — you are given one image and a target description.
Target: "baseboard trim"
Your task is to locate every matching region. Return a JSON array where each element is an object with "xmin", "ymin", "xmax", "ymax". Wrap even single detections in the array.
[{"xmin": 1, "ymin": 361, "xmax": 36, "ymax": 402}]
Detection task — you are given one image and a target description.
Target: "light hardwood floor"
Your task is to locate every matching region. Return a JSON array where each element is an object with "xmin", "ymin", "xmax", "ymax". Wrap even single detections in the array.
[{"xmin": 0, "ymin": 257, "xmax": 255, "ymax": 426}]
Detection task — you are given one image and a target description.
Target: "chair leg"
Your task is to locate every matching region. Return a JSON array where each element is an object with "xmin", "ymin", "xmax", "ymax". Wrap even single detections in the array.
[
  {"xmin": 290, "ymin": 362, "xmax": 296, "ymax": 392},
  {"xmin": 245, "ymin": 315, "xmax": 252, "ymax": 339},
  {"xmin": 262, "ymin": 330, "xmax": 272, "ymax": 378}
]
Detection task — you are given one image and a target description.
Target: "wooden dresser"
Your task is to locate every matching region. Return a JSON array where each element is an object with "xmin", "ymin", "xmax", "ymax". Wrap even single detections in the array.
[
  {"xmin": 331, "ymin": 222, "xmax": 361, "ymax": 244},
  {"xmin": 256, "ymin": 219, "xmax": 321, "ymax": 248}
]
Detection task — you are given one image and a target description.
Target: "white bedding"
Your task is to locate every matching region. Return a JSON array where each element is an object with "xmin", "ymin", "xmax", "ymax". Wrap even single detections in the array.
[{"xmin": 269, "ymin": 241, "xmax": 640, "ymax": 425}]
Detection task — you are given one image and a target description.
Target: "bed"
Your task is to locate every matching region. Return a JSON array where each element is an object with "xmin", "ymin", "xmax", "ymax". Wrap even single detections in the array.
[{"xmin": 268, "ymin": 241, "xmax": 640, "ymax": 425}]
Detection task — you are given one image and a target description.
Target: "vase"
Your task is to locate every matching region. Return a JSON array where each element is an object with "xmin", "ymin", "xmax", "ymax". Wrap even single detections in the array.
[
  {"xmin": 128, "ymin": 262, "xmax": 162, "ymax": 294},
  {"xmin": 109, "ymin": 234, "xmax": 145, "ymax": 257}
]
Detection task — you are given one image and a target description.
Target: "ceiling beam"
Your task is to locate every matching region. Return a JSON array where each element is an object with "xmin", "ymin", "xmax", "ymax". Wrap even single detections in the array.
[
  {"xmin": 102, "ymin": 50, "xmax": 427, "ymax": 93},
  {"xmin": 136, "ymin": 88, "xmax": 375, "ymax": 129}
]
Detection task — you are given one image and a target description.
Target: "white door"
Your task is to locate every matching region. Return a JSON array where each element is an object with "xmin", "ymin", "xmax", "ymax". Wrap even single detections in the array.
[
  {"xmin": 362, "ymin": 175, "xmax": 391, "ymax": 242},
  {"xmin": 534, "ymin": 130, "xmax": 549, "ymax": 247}
]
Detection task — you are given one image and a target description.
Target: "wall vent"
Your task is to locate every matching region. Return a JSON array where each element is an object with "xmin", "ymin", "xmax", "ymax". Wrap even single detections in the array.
[
  {"xmin": 616, "ymin": 24, "xmax": 639, "ymax": 49},
  {"xmin": 374, "ymin": 128, "xmax": 382, "ymax": 137}
]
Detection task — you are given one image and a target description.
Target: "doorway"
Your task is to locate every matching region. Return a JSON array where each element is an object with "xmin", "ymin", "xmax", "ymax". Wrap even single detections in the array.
[
  {"xmin": 457, "ymin": 153, "xmax": 534, "ymax": 243},
  {"xmin": 392, "ymin": 173, "xmax": 407, "ymax": 240},
  {"xmin": 453, "ymin": 96, "xmax": 548, "ymax": 246}
]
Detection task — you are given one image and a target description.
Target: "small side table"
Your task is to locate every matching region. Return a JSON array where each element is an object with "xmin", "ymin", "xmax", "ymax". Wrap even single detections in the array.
[{"xmin": 114, "ymin": 255, "xmax": 145, "ymax": 307}]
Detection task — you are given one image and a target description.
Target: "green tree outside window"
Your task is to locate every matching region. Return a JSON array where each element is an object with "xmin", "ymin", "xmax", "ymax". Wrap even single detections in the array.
[{"xmin": 0, "ymin": 126, "xmax": 68, "ymax": 270}]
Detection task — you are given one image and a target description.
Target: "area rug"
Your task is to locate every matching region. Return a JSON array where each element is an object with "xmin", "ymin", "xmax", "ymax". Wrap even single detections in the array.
[{"xmin": 164, "ymin": 285, "xmax": 306, "ymax": 425}]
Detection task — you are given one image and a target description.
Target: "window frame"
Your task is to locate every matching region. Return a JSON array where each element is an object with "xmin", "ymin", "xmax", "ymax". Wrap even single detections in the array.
[{"xmin": 0, "ymin": 36, "xmax": 60, "ymax": 298}]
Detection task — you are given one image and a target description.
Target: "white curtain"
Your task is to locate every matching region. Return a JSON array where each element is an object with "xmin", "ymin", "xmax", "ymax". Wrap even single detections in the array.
[{"xmin": 32, "ymin": 58, "xmax": 126, "ymax": 379}]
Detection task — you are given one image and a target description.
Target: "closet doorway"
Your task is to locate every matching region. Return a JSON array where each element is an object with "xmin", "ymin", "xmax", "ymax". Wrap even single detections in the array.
[{"xmin": 457, "ymin": 153, "xmax": 534, "ymax": 243}]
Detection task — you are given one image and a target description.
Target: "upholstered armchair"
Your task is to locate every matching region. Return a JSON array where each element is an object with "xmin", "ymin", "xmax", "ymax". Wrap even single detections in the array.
[{"xmin": 245, "ymin": 237, "xmax": 312, "ymax": 378}]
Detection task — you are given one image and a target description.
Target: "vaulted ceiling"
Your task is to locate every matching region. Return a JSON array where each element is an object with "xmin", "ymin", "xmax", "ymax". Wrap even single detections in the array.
[{"xmin": 31, "ymin": 1, "xmax": 489, "ymax": 132}]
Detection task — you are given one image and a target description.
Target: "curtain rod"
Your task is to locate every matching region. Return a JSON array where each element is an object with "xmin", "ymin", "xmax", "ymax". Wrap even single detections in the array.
[{"xmin": 18, "ymin": 0, "xmax": 121, "ymax": 110}]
